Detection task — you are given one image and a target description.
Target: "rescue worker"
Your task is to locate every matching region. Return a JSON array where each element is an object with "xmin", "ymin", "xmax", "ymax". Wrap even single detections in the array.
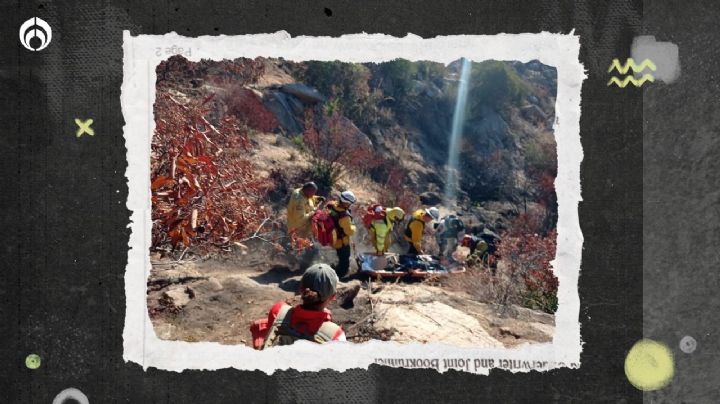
[
  {"xmin": 461, "ymin": 234, "xmax": 488, "ymax": 256},
  {"xmin": 461, "ymin": 226, "xmax": 501, "ymax": 269},
  {"xmin": 252, "ymin": 263, "xmax": 346, "ymax": 349},
  {"xmin": 287, "ymin": 182, "xmax": 325, "ymax": 239},
  {"xmin": 368, "ymin": 207, "xmax": 406, "ymax": 255},
  {"xmin": 404, "ymin": 207, "xmax": 440, "ymax": 255},
  {"xmin": 327, "ymin": 191, "xmax": 357, "ymax": 278},
  {"xmin": 435, "ymin": 214, "xmax": 465, "ymax": 261}
]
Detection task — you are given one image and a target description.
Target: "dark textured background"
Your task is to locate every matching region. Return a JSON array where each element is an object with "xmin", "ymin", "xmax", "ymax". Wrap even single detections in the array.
[
  {"xmin": 642, "ymin": 1, "xmax": 720, "ymax": 402},
  {"xmin": 0, "ymin": 0, "xmax": 705, "ymax": 402}
]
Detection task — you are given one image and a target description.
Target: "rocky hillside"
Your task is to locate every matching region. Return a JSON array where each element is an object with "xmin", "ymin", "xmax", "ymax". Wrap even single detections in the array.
[{"xmin": 158, "ymin": 56, "xmax": 558, "ymax": 235}]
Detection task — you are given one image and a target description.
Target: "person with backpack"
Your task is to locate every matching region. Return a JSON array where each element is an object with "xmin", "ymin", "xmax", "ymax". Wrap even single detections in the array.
[
  {"xmin": 251, "ymin": 263, "xmax": 346, "ymax": 349},
  {"xmin": 403, "ymin": 207, "xmax": 440, "ymax": 255},
  {"xmin": 462, "ymin": 226, "xmax": 501, "ymax": 269},
  {"xmin": 287, "ymin": 182, "xmax": 325, "ymax": 239},
  {"xmin": 461, "ymin": 234, "xmax": 487, "ymax": 256},
  {"xmin": 367, "ymin": 206, "xmax": 406, "ymax": 255},
  {"xmin": 435, "ymin": 214, "xmax": 465, "ymax": 261},
  {"xmin": 326, "ymin": 191, "xmax": 357, "ymax": 278},
  {"xmin": 478, "ymin": 227, "xmax": 501, "ymax": 258}
]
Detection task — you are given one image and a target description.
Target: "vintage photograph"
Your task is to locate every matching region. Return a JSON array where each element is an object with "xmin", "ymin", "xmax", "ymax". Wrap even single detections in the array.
[{"xmin": 146, "ymin": 53, "xmax": 559, "ymax": 350}]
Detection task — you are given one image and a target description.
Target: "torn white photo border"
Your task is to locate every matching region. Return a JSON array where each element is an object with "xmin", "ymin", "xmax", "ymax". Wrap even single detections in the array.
[{"xmin": 121, "ymin": 31, "xmax": 585, "ymax": 375}]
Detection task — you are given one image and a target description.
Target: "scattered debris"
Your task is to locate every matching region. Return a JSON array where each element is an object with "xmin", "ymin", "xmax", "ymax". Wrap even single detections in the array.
[
  {"xmin": 147, "ymin": 275, "xmax": 208, "ymax": 291},
  {"xmin": 160, "ymin": 286, "xmax": 194, "ymax": 311}
]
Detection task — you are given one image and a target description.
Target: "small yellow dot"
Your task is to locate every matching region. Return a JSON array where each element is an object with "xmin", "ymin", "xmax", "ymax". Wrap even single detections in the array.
[
  {"xmin": 25, "ymin": 353, "xmax": 41, "ymax": 370},
  {"xmin": 625, "ymin": 339, "xmax": 674, "ymax": 391}
]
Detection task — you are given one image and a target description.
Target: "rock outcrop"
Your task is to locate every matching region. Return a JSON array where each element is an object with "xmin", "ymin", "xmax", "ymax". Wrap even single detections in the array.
[
  {"xmin": 280, "ymin": 83, "xmax": 326, "ymax": 104},
  {"xmin": 263, "ymin": 89, "xmax": 304, "ymax": 134}
]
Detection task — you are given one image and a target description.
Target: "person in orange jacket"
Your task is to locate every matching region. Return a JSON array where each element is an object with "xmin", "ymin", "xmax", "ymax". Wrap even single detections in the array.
[{"xmin": 403, "ymin": 207, "xmax": 439, "ymax": 255}]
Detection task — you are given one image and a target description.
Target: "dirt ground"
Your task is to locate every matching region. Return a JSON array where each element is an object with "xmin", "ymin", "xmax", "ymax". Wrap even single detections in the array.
[{"xmin": 147, "ymin": 243, "xmax": 555, "ymax": 348}]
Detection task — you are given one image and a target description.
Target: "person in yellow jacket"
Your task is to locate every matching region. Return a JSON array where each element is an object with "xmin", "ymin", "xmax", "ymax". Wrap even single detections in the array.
[
  {"xmin": 403, "ymin": 207, "xmax": 440, "ymax": 255},
  {"xmin": 368, "ymin": 207, "xmax": 406, "ymax": 255},
  {"xmin": 287, "ymin": 182, "xmax": 325, "ymax": 239},
  {"xmin": 327, "ymin": 191, "xmax": 357, "ymax": 278}
]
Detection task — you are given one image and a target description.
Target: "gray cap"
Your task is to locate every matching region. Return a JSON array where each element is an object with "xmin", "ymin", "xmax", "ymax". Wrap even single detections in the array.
[{"xmin": 301, "ymin": 263, "xmax": 338, "ymax": 301}]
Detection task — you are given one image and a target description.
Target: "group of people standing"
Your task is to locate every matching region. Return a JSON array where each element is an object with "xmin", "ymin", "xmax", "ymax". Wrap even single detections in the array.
[
  {"xmin": 252, "ymin": 181, "xmax": 496, "ymax": 350},
  {"xmin": 286, "ymin": 181, "xmax": 455, "ymax": 277}
]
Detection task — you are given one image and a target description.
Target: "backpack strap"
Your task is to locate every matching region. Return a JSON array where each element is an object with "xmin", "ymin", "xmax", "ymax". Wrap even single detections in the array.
[
  {"xmin": 277, "ymin": 306, "xmax": 294, "ymax": 334},
  {"xmin": 260, "ymin": 304, "xmax": 292, "ymax": 350},
  {"xmin": 313, "ymin": 321, "xmax": 342, "ymax": 343},
  {"xmin": 404, "ymin": 220, "xmax": 412, "ymax": 238}
]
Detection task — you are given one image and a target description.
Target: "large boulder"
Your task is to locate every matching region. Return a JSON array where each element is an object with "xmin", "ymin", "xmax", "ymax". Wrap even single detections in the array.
[
  {"xmin": 286, "ymin": 94, "xmax": 305, "ymax": 115},
  {"xmin": 280, "ymin": 83, "xmax": 326, "ymax": 104},
  {"xmin": 336, "ymin": 280, "xmax": 362, "ymax": 309},
  {"xmin": 374, "ymin": 298, "xmax": 504, "ymax": 348},
  {"xmin": 263, "ymin": 90, "xmax": 304, "ymax": 134},
  {"xmin": 419, "ymin": 191, "xmax": 443, "ymax": 206},
  {"xmin": 317, "ymin": 114, "xmax": 373, "ymax": 150}
]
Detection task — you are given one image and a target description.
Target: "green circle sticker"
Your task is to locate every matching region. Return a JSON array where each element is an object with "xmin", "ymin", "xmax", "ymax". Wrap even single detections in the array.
[{"xmin": 25, "ymin": 354, "xmax": 41, "ymax": 370}]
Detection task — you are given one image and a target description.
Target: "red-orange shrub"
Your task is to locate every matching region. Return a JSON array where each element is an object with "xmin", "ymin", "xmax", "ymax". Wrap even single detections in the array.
[
  {"xmin": 495, "ymin": 213, "xmax": 558, "ymax": 313},
  {"xmin": 151, "ymin": 91, "xmax": 271, "ymax": 252},
  {"xmin": 224, "ymin": 86, "xmax": 278, "ymax": 133}
]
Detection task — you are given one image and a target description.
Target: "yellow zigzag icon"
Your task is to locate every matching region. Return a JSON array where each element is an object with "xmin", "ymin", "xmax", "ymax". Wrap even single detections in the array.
[
  {"xmin": 607, "ymin": 74, "xmax": 655, "ymax": 88},
  {"xmin": 608, "ymin": 58, "xmax": 657, "ymax": 74}
]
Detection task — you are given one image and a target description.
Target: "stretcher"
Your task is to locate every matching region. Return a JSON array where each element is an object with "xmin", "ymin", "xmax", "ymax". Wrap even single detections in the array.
[{"xmin": 356, "ymin": 252, "xmax": 465, "ymax": 280}]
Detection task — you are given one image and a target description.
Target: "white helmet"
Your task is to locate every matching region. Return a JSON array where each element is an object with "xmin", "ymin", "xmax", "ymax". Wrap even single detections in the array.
[
  {"xmin": 425, "ymin": 207, "xmax": 440, "ymax": 221},
  {"xmin": 339, "ymin": 190, "xmax": 357, "ymax": 205}
]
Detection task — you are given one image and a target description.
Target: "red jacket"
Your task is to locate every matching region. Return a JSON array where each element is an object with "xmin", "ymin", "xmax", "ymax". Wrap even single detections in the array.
[{"xmin": 251, "ymin": 301, "xmax": 346, "ymax": 348}]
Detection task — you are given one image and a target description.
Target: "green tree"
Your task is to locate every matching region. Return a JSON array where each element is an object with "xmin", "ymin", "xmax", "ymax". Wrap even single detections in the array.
[
  {"xmin": 379, "ymin": 59, "xmax": 418, "ymax": 100},
  {"xmin": 303, "ymin": 61, "xmax": 371, "ymax": 118},
  {"xmin": 416, "ymin": 61, "xmax": 446, "ymax": 87},
  {"xmin": 469, "ymin": 61, "xmax": 528, "ymax": 114}
]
